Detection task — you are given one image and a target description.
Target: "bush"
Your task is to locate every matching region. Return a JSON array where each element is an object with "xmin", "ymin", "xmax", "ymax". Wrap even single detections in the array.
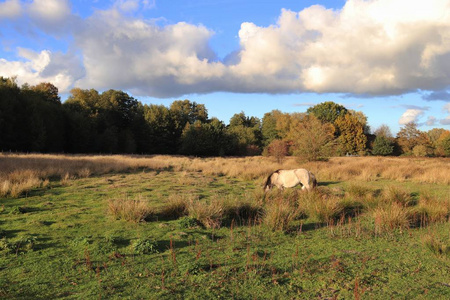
[
  {"xmin": 266, "ymin": 139, "xmax": 289, "ymax": 163},
  {"xmin": 412, "ymin": 145, "xmax": 430, "ymax": 157},
  {"xmin": 178, "ymin": 216, "xmax": 199, "ymax": 229},
  {"xmin": 131, "ymin": 238, "xmax": 159, "ymax": 254},
  {"xmin": 224, "ymin": 202, "xmax": 263, "ymax": 224}
]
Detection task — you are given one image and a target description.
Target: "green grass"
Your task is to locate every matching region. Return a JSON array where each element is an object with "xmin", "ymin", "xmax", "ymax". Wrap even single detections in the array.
[{"xmin": 1, "ymin": 168, "xmax": 450, "ymax": 299}]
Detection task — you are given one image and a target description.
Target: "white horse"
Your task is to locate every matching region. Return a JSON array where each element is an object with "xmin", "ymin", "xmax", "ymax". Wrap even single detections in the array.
[{"xmin": 263, "ymin": 169, "xmax": 317, "ymax": 192}]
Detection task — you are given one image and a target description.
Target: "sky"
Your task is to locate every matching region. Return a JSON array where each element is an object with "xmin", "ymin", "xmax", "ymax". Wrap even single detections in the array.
[{"xmin": 1, "ymin": 0, "xmax": 450, "ymax": 134}]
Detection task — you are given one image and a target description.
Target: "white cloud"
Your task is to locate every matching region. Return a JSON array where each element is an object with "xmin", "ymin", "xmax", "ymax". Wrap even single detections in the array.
[
  {"xmin": 3, "ymin": 0, "xmax": 450, "ymax": 98},
  {"xmin": 442, "ymin": 103, "xmax": 450, "ymax": 125},
  {"xmin": 426, "ymin": 116, "xmax": 437, "ymax": 126},
  {"xmin": 0, "ymin": 0, "xmax": 22, "ymax": 19},
  {"xmin": 73, "ymin": 9, "xmax": 224, "ymax": 96},
  {"xmin": 444, "ymin": 103, "xmax": 450, "ymax": 113},
  {"xmin": 27, "ymin": 0, "xmax": 73, "ymax": 32},
  {"xmin": 440, "ymin": 116, "xmax": 450, "ymax": 125},
  {"xmin": 399, "ymin": 109, "xmax": 425, "ymax": 125},
  {"xmin": 114, "ymin": 0, "xmax": 155, "ymax": 13},
  {"xmin": 232, "ymin": 0, "xmax": 450, "ymax": 95},
  {"xmin": 0, "ymin": 48, "xmax": 84, "ymax": 92}
]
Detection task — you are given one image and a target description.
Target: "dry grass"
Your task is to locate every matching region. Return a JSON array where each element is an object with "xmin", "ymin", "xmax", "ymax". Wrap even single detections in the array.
[
  {"xmin": 158, "ymin": 194, "xmax": 188, "ymax": 219},
  {"xmin": 262, "ymin": 196, "xmax": 298, "ymax": 231},
  {"xmin": 298, "ymin": 191, "xmax": 343, "ymax": 223},
  {"xmin": 108, "ymin": 197, "xmax": 154, "ymax": 223},
  {"xmin": 1, "ymin": 153, "xmax": 448, "ymax": 201},
  {"xmin": 382, "ymin": 186, "xmax": 413, "ymax": 207},
  {"xmin": 1, "ymin": 154, "xmax": 449, "ymax": 188},
  {"xmin": 372, "ymin": 203, "xmax": 411, "ymax": 235},
  {"xmin": 409, "ymin": 193, "xmax": 450, "ymax": 226},
  {"xmin": 422, "ymin": 234, "xmax": 450, "ymax": 256},
  {"xmin": 186, "ymin": 197, "xmax": 224, "ymax": 229}
]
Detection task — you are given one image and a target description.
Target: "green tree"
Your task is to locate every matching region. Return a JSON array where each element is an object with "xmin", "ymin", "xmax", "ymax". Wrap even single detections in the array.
[
  {"xmin": 441, "ymin": 135, "xmax": 450, "ymax": 156},
  {"xmin": 31, "ymin": 82, "xmax": 61, "ymax": 104},
  {"xmin": 372, "ymin": 136, "xmax": 394, "ymax": 156},
  {"xmin": 170, "ymin": 100, "xmax": 208, "ymax": 136},
  {"xmin": 63, "ymin": 88, "xmax": 100, "ymax": 153},
  {"xmin": 180, "ymin": 118, "xmax": 230, "ymax": 156},
  {"xmin": 65, "ymin": 88, "xmax": 101, "ymax": 115},
  {"xmin": 261, "ymin": 110, "xmax": 280, "ymax": 146},
  {"xmin": 142, "ymin": 104, "xmax": 175, "ymax": 153},
  {"xmin": 227, "ymin": 112, "xmax": 262, "ymax": 155},
  {"xmin": 307, "ymin": 101, "xmax": 348, "ymax": 124},
  {"xmin": 0, "ymin": 77, "xmax": 23, "ymax": 151}
]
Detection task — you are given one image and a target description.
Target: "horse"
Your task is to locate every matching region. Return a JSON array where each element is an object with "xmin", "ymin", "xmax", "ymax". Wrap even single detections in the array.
[{"xmin": 263, "ymin": 169, "xmax": 317, "ymax": 192}]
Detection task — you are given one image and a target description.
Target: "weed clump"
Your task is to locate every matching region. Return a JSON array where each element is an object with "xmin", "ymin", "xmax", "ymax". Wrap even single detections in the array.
[
  {"xmin": 372, "ymin": 203, "xmax": 410, "ymax": 235},
  {"xmin": 423, "ymin": 234, "xmax": 450, "ymax": 257},
  {"xmin": 178, "ymin": 216, "xmax": 199, "ymax": 229},
  {"xmin": 1, "ymin": 236, "xmax": 37, "ymax": 254},
  {"xmin": 131, "ymin": 238, "xmax": 159, "ymax": 254},
  {"xmin": 382, "ymin": 186, "xmax": 414, "ymax": 207},
  {"xmin": 263, "ymin": 197, "xmax": 297, "ymax": 231},
  {"xmin": 298, "ymin": 191, "xmax": 343, "ymax": 223},
  {"xmin": 108, "ymin": 197, "xmax": 153, "ymax": 223},
  {"xmin": 186, "ymin": 198, "xmax": 224, "ymax": 229},
  {"xmin": 409, "ymin": 193, "xmax": 450, "ymax": 227},
  {"xmin": 159, "ymin": 195, "xmax": 188, "ymax": 219}
]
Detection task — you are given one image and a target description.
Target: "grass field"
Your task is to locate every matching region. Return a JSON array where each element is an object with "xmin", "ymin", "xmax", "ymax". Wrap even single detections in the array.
[{"xmin": 1, "ymin": 154, "xmax": 449, "ymax": 299}]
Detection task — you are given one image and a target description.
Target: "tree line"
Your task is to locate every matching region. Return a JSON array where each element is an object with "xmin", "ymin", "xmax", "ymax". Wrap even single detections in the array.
[{"xmin": 1, "ymin": 77, "xmax": 449, "ymax": 159}]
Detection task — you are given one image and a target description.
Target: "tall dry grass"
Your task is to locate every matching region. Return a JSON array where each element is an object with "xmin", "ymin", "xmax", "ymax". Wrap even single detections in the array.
[
  {"xmin": 1, "ymin": 153, "xmax": 449, "ymax": 198},
  {"xmin": 108, "ymin": 197, "xmax": 154, "ymax": 223},
  {"xmin": 186, "ymin": 198, "xmax": 224, "ymax": 229}
]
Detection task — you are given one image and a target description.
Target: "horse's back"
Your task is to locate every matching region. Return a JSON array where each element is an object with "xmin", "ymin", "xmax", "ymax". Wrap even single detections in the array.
[{"xmin": 277, "ymin": 170, "xmax": 301, "ymax": 188}]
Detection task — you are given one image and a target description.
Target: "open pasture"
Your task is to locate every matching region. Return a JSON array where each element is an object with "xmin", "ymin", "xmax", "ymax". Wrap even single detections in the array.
[{"xmin": 0, "ymin": 154, "xmax": 449, "ymax": 299}]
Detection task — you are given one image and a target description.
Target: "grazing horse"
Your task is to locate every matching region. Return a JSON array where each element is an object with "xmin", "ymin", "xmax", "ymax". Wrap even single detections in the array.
[{"xmin": 264, "ymin": 169, "xmax": 317, "ymax": 192}]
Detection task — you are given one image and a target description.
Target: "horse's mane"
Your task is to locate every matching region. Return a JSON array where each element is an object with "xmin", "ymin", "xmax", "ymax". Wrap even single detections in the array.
[{"xmin": 263, "ymin": 170, "xmax": 281, "ymax": 189}]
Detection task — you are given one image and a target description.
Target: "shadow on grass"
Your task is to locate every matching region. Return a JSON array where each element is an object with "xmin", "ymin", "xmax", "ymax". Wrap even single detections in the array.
[
  {"xmin": 156, "ymin": 239, "xmax": 191, "ymax": 253},
  {"xmin": 291, "ymin": 222, "xmax": 328, "ymax": 233},
  {"xmin": 318, "ymin": 181, "xmax": 341, "ymax": 186},
  {"xmin": 2, "ymin": 229, "xmax": 24, "ymax": 238},
  {"xmin": 34, "ymin": 236, "xmax": 59, "ymax": 251}
]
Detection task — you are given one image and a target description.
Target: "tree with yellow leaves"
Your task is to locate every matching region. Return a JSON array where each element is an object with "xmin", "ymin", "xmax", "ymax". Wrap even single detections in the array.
[{"xmin": 334, "ymin": 113, "xmax": 367, "ymax": 155}]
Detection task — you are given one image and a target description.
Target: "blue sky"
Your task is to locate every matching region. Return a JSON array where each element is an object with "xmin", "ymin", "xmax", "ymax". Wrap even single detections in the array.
[{"xmin": 1, "ymin": 0, "xmax": 450, "ymax": 134}]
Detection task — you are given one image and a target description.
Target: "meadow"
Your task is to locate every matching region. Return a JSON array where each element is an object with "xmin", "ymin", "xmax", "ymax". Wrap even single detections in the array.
[{"xmin": 0, "ymin": 153, "xmax": 449, "ymax": 299}]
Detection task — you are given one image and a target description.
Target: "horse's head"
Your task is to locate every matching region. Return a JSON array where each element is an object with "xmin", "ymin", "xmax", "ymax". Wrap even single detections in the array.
[{"xmin": 263, "ymin": 173, "xmax": 273, "ymax": 192}]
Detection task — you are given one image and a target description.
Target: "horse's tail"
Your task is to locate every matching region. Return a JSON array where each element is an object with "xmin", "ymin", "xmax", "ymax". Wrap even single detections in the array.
[{"xmin": 310, "ymin": 172, "xmax": 317, "ymax": 189}]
